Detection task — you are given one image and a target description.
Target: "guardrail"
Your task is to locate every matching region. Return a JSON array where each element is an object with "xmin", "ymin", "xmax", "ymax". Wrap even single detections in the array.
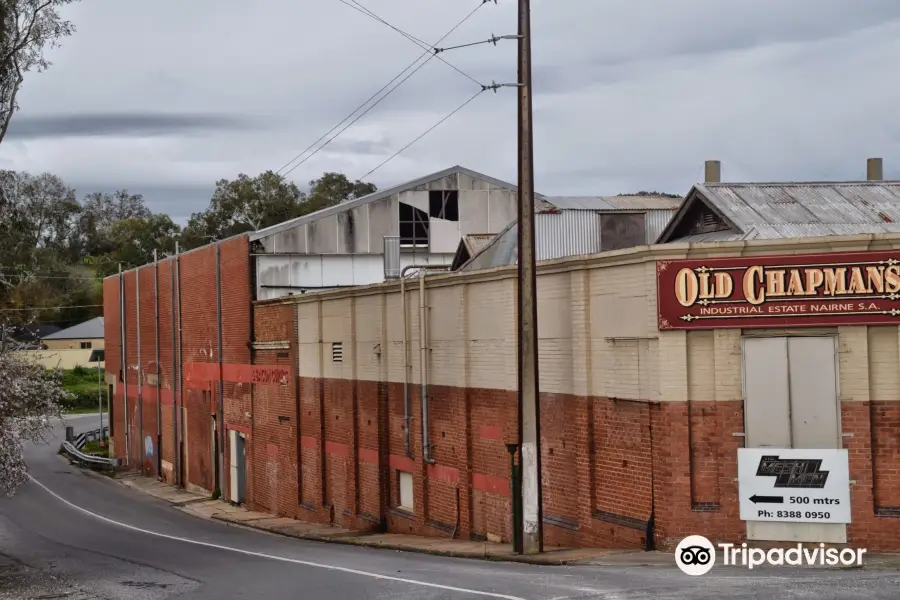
[
  {"xmin": 72, "ymin": 425, "xmax": 109, "ymax": 450},
  {"xmin": 60, "ymin": 440, "xmax": 121, "ymax": 471}
]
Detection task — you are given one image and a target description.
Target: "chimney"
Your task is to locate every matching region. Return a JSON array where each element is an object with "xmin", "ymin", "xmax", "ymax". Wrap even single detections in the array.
[
  {"xmin": 866, "ymin": 157, "xmax": 883, "ymax": 181},
  {"xmin": 704, "ymin": 160, "xmax": 721, "ymax": 183}
]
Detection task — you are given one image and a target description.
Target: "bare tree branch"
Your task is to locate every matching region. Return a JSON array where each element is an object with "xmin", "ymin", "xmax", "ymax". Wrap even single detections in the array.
[{"xmin": 0, "ymin": 0, "xmax": 78, "ymax": 146}]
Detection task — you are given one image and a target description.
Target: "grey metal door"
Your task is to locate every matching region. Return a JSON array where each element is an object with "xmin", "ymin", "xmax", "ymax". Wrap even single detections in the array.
[{"xmin": 742, "ymin": 335, "xmax": 845, "ymax": 543}]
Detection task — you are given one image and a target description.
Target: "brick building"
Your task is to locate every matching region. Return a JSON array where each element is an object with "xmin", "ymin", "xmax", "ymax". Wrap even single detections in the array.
[{"xmin": 104, "ymin": 161, "xmax": 900, "ymax": 552}]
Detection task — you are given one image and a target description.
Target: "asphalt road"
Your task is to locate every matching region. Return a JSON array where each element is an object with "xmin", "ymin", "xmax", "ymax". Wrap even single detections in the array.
[{"xmin": 1, "ymin": 414, "xmax": 899, "ymax": 599}]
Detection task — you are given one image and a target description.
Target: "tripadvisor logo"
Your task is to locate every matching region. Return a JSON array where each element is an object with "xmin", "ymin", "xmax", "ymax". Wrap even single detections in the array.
[{"xmin": 675, "ymin": 535, "xmax": 867, "ymax": 575}]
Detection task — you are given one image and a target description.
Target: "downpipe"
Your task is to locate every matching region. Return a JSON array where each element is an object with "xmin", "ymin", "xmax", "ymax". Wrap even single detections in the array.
[
  {"xmin": 400, "ymin": 265, "xmax": 448, "ymax": 459},
  {"xmin": 419, "ymin": 269, "xmax": 434, "ymax": 465}
]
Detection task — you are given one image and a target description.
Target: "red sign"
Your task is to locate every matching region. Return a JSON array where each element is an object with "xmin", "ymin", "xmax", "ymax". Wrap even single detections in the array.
[{"xmin": 656, "ymin": 251, "xmax": 900, "ymax": 330}]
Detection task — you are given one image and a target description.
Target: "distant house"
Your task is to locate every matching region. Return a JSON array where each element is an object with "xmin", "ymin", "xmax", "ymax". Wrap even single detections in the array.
[{"xmin": 41, "ymin": 317, "xmax": 105, "ymax": 351}]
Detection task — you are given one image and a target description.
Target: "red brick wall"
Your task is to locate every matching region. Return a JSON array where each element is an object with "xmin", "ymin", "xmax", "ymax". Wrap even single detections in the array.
[
  {"xmin": 104, "ymin": 249, "xmax": 900, "ymax": 552},
  {"xmin": 102, "ymin": 276, "xmax": 121, "ymax": 456},
  {"xmin": 103, "ymin": 236, "xmax": 253, "ymax": 492}
]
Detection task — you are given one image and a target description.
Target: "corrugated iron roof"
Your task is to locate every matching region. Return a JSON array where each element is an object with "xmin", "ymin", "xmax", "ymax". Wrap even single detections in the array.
[
  {"xmin": 657, "ymin": 181, "xmax": 900, "ymax": 243},
  {"xmin": 544, "ymin": 196, "xmax": 617, "ymax": 210},
  {"xmin": 249, "ymin": 166, "xmax": 530, "ymax": 241},
  {"xmin": 603, "ymin": 195, "xmax": 682, "ymax": 210},
  {"xmin": 545, "ymin": 195, "xmax": 681, "ymax": 211}
]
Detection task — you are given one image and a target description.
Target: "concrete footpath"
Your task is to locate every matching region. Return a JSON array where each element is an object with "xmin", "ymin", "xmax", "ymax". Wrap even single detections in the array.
[{"xmin": 115, "ymin": 473, "xmax": 900, "ymax": 570}]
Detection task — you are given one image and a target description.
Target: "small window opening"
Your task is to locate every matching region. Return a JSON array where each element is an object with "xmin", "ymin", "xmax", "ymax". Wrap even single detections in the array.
[
  {"xmin": 80, "ymin": 341, "xmax": 92, "ymax": 349},
  {"xmin": 331, "ymin": 342, "xmax": 343, "ymax": 363},
  {"xmin": 428, "ymin": 190, "xmax": 459, "ymax": 221}
]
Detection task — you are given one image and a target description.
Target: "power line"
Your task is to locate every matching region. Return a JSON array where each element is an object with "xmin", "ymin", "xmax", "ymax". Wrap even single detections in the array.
[
  {"xmin": 339, "ymin": 0, "xmax": 484, "ymax": 87},
  {"xmin": 275, "ymin": 1, "xmax": 490, "ymax": 179},
  {"xmin": 0, "ymin": 273, "xmax": 103, "ymax": 281},
  {"xmin": 359, "ymin": 88, "xmax": 486, "ymax": 180},
  {"xmin": 0, "ymin": 304, "xmax": 103, "ymax": 312}
]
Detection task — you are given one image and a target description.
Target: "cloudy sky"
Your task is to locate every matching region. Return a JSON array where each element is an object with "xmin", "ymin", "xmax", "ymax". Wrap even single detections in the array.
[{"xmin": 1, "ymin": 0, "xmax": 899, "ymax": 222}]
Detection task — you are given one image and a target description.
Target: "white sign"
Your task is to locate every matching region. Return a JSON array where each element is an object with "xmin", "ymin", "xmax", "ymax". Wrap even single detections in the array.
[{"xmin": 738, "ymin": 448, "xmax": 851, "ymax": 524}]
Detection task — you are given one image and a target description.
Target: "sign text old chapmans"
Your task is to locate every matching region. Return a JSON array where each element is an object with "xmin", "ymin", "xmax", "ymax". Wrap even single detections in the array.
[{"xmin": 656, "ymin": 252, "xmax": 900, "ymax": 330}]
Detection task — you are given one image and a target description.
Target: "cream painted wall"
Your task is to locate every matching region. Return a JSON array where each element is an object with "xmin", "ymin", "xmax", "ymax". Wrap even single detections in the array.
[
  {"xmin": 285, "ymin": 233, "xmax": 900, "ymax": 403},
  {"xmin": 18, "ymin": 349, "xmax": 104, "ymax": 370},
  {"xmin": 44, "ymin": 338, "xmax": 104, "ymax": 351}
]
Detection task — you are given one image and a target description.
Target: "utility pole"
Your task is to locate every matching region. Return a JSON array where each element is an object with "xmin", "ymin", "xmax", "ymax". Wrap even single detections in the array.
[{"xmin": 516, "ymin": 0, "xmax": 543, "ymax": 555}]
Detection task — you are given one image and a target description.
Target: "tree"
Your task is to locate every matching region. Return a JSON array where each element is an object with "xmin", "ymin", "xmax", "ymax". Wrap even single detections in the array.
[
  {"xmin": 305, "ymin": 172, "xmax": 376, "ymax": 214},
  {"xmin": 73, "ymin": 190, "xmax": 151, "ymax": 259},
  {"xmin": 180, "ymin": 171, "xmax": 306, "ymax": 249},
  {"xmin": 180, "ymin": 171, "xmax": 378, "ymax": 250},
  {"xmin": 0, "ymin": 0, "xmax": 79, "ymax": 145},
  {"xmin": 0, "ymin": 170, "xmax": 80, "ymax": 293},
  {"xmin": 0, "ymin": 343, "xmax": 67, "ymax": 495},
  {"xmin": 105, "ymin": 213, "xmax": 180, "ymax": 271}
]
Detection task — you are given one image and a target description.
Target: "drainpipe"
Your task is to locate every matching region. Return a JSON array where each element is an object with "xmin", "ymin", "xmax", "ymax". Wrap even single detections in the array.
[
  {"xmin": 400, "ymin": 265, "xmax": 448, "ymax": 458},
  {"xmin": 154, "ymin": 249, "xmax": 162, "ymax": 477},
  {"xmin": 215, "ymin": 244, "xmax": 226, "ymax": 498},
  {"xmin": 175, "ymin": 242, "xmax": 184, "ymax": 487},
  {"xmin": 419, "ymin": 269, "xmax": 434, "ymax": 464},
  {"xmin": 170, "ymin": 251, "xmax": 179, "ymax": 485},
  {"xmin": 120, "ymin": 264, "xmax": 129, "ymax": 467},
  {"xmin": 137, "ymin": 267, "xmax": 144, "ymax": 472}
]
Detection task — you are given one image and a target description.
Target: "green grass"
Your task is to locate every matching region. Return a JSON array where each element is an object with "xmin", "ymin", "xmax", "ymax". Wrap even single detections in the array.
[
  {"xmin": 60, "ymin": 366, "xmax": 107, "ymax": 412},
  {"xmin": 82, "ymin": 437, "xmax": 109, "ymax": 457}
]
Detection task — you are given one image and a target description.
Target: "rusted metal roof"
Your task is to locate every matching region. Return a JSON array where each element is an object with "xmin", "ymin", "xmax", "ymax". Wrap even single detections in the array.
[{"xmin": 657, "ymin": 181, "xmax": 900, "ymax": 243}]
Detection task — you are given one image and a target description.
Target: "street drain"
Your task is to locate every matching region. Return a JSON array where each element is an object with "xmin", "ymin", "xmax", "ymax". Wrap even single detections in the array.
[{"xmin": 120, "ymin": 581, "xmax": 169, "ymax": 589}]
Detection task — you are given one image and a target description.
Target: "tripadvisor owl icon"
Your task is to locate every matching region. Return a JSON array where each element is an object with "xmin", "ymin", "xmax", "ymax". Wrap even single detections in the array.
[{"xmin": 675, "ymin": 535, "xmax": 716, "ymax": 576}]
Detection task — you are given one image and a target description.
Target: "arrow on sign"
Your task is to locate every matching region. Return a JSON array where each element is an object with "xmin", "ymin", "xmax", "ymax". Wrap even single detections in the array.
[{"xmin": 750, "ymin": 494, "xmax": 784, "ymax": 504}]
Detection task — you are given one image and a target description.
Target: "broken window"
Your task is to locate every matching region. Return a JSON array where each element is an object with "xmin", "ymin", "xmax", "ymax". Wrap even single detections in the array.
[
  {"xmin": 399, "ymin": 202, "xmax": 429, "ymax": 246},
  {"xmin": 428, "ymin": 190, "xmax": 459, "ymax": 221}
]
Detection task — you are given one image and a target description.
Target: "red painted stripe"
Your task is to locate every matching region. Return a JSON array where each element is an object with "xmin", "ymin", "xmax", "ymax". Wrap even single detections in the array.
[
  {"xmin": 300, "ymin": 435, "xmax": 318, "ymax": 450},
  {"xmin": 472, "ymin": 473, "xmax": 509, "ymax": 496},
  {"xmin": 389, "ymin": 454, "xmax": 416, "ymax": 472},
  {"xmin": 427, "ymin": 463, "xmax": 459, "ymax": 485},
  {"xmin": 183, "ymin": 362, "xmax": 219, "ymax": 383},
  {"xmin": 266, "ymin": 443, "xmax": 279, "ymax": 457},
  {"xmin": 222, "ymin": 363, "xmax": 252, "ymax": 383},
  {"xmin": 358, "ymin": 447, "xmax": 378, "ymax": 464},
  {"xmin": 325, "ymin": 441, "xmax": 349, "ymax": 457},
  {"xmin": 183, "ymin": 362, "xmax": 292, "ymax": 386},
  {"xmin": 479, "ymin": 425, "xmax": 503, "ymax": 441}
]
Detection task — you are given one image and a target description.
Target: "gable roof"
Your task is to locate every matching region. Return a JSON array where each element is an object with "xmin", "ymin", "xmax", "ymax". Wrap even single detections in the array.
[
  {"xmin": 249, "ymin": 165, "xmax": 529, "ymax": 242},
  {"xmin": 10, "ymin": 323, "xmax": 61, "ymax": 342},
  {"xmin": 656, "ymin": 181, "xmax": 900, "ymax": 244},
  {"xmin": 42, "ymin": 316, "xmax": 104, "ymax": 340}
]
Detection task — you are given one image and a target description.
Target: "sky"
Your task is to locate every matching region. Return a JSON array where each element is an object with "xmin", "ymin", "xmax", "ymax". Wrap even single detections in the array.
[{"xmin": 1, "ymin": 0, "xmax": 899, "ymax": 223}]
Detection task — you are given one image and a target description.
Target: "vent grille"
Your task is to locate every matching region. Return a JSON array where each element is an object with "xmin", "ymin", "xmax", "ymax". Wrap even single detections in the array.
[{"xmin": 331, "ymin": 342, "xmax": 343, "ymax": 363}]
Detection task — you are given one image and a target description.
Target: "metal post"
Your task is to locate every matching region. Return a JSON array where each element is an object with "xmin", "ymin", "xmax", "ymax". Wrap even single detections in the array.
[
  {"xmin": 97, "ymin": 354, "xmax": 102, "ymax": 435},
  {"xmin": 137, "ymin": 267, "xmax": 144, "ymax": 472},
  {"xmin": 517, "ymin": 0, "xmax": 542, "ymax": 554},
  {"xmin": 215, "ymin": 244, "xmax": 226, "ymax": 498},
  {"xmin": 120, "ymin": 264, "xmax": 129, "ymax": 466},
  {"xmin": 154, "ymin": 248, "xmax": 162, "ymax": 476}
]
